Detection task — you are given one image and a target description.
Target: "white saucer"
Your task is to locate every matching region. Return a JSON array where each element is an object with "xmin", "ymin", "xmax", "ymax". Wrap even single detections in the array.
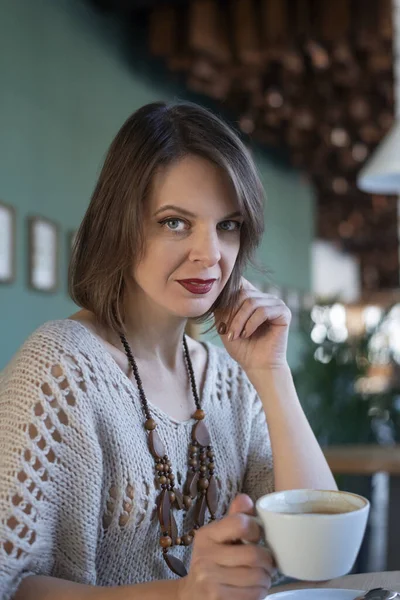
[{"xmin": 268, "ymin": 590, "xmax": 364, "ymax": 599}]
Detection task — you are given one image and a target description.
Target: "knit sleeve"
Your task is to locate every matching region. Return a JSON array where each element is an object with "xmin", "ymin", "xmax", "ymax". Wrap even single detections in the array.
[
  {"xmin": 241, "ymin": 390, "xmax": 274, "ymax": 503},
  {"xmin": 0, "ymin": 340, "xmax": 103, "ymax": 600}
]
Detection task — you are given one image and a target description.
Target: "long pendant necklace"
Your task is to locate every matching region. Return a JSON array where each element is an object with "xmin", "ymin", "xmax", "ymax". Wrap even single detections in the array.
[{"xmin": 119, "ymin": 332, "xmax": 219, "ymax": 577}]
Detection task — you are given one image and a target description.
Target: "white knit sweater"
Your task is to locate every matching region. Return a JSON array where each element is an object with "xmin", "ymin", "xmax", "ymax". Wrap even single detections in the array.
[{"xmin": 0, "ymin": 319, "xmax": 274, "ymax": 600}]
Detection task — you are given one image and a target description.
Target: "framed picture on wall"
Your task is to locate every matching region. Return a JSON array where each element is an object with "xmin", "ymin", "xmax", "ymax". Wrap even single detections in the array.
[
  {"xmin": 28, "ymin": 216, "xmax": 59, "ymax": 292},
  {"xmin": 0, "ymin": 201, "xmax": 16, "ymax": 284}
]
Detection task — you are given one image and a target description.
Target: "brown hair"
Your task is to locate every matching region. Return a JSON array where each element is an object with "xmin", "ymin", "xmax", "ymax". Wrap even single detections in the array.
[{"xmin": 69, "ymin": 101, "xmax": 266, "ymax": 333}]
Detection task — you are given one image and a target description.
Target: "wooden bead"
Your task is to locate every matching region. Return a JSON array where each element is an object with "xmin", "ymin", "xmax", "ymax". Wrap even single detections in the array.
[
  {"xmin": 169, "ymin": 512, "xmax": 178, "ymax": 542},
  {"xmin": 149, "ymin": 430, "xmax": 166, "ymax": 459},
  {"xmin": 189, "ymin": 458, "xmax": 198, "ymax": 467},
  {"xmin": 157, "ymin": 489, "xmax": 171, "ymax": 531},
  {"xmin": 182, "ymin": 534, "xmax": 193, "ymax": 546},
  {"xmin": 173, "ymin": 488, "xmax": 184, "ymax": 510},
  {"xmin": 208, "ymin": 462, "xmax": 215, "ymax": 470},
  {"xmin": 145, "ymin": 418, "xmax": 157, "ymax": 431},
  {"xmin": 156, "ymin": 463, "xmax": 164, "ymax": 472},
  {"xmin": 194, "ymin": 495, "xmax": 207, "ymax": 527},
  {"xmin": 163, "ymin": 553, "xmax": 187, "ymax": 577},
  {"xmin": 185, "ymin": 471, "xmax": 199, "ymax": 498},
  {"xmin": 169, "ymin": 491, "xmax": 176, "ymax": 503},
  {"xmin": 168, "ymin": 473, "xmax": 175, "ymax": 481},
  {"xmin": 200, "ymin": 465, "xmax": 207, "ymax": 473},
  {"xmin": 207, "ymin": 475, "xmax": 218, "ymax": 515},
  {"xmin": 160, "ymin": 536, "xmax": 172, "ymax": 548},
  {"xmin": 190, "ymin": 445, "xmax": 199, "ymax": 454},
  {"xmin": 175, "ymin": 537, "xmax": 182, "ymax": 546},
  {"xmin": 159, "ymin": 476, "xmax": 167, "ymax": 485},
  {"xmin": 199, "ymin": 478, "xmax": 209, "ymax": 490},
  {"xmin": 193, "ymin": 409, "xmax": 205, "ymax": 420},
  {"xmin": 192, "ymin": 421, "xmax": 211, "ymax": 446},
  {"xmin": 183, "ymin": 495, "xmax": 192, "ymax": 510},
  {"xmin": 207, "ymin": 451, "xmax": 214, "ymax": 459}
]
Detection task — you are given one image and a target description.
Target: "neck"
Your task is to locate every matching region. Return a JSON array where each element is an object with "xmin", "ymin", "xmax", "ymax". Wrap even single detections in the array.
[{"xmin": 113, "ymin": 286, "xmax": 188, "ymax": 371}]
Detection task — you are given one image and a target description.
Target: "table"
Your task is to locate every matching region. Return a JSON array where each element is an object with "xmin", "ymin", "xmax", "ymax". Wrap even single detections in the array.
[
  {"xmin": 270, "ymin": 571, "xmax": 400, "ymax": 594},
  {"xmin": 323, "ymin": 446, "xmax": 400, "ymax": 475},
  {"xmin": 323, "ymin": 445, "xmax": 400, "ymax": 570}
]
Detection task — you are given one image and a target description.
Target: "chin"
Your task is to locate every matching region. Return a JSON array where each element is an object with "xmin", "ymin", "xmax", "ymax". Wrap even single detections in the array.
[{"xmin": 171, "ymin": 300, "xmax": 214, "ymax": 319}]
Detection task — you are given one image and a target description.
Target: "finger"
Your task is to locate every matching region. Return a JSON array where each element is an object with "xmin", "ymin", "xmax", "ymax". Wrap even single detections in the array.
[
  {"xmin": 203, "ymin": 512, "xmax": 261, "ymax": 545},
  {"xmin": 215, "ymin": 543, "xmax": 275, "ymax": 575},
  {"xmin": 226, "ymin": 586, "xmax": 270, "ymax": 600},
  {"xmin": 227, "ymin": 298, "xmax": 282, "ymax": 341},
  {"xmin": 216, "ymin": 291, "xmax": 264, "ymax": 334},
  {"xmin": 228, "ymin": 493, "xmax": 255, "ymax": 516},
  {"xmin": 218, "ymin": 565, "xmax": 271, "ymax": 589},
  {"xmin": 241, "ymin": 304, "xmax": 291, "ymax": 339}
]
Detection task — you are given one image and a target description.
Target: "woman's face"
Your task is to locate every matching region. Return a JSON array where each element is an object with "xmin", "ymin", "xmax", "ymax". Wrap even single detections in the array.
[{"xmin": 131, "ymin": 154, "xmax": 243, "ymax": 318}]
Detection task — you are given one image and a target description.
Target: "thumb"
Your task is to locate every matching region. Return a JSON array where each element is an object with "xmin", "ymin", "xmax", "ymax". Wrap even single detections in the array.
[{"xmin": 228, "ymin": 493, "xmax": 255, "ymax": 517}]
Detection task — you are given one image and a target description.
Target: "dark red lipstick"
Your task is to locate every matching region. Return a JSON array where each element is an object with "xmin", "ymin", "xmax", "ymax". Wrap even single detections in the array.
[{"xmin": 177, "ymin": 279, "xmax": 216, "ymax": 294}]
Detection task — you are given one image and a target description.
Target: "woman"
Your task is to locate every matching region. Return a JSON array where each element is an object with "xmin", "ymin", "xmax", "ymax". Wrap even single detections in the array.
[{"xmin": 0, "ymin": 101, "xmax": 336, "ymax": 600}]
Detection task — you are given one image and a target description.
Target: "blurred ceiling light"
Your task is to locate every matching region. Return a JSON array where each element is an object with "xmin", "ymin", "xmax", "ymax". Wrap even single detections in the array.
[
  {"xmin": 239, "ymin": 116, "xmax": 255, "ymax": 134},
  {"xmin": 311, "ymin": 323, "xmax": 327, "ymax": 344},
  {"xmin": 363, "ymin": 306, "xmax": 383, "ymax": 331},
  {"xmin": 265, "ymin": 88, "xmax": 284, "ymax": 108},
  {"xmin": 311, "ymin": 305, "xmax": 330, "ymax": 325},
  {"xmin": 332, "ymin": 177, "xmax": 349, "ymax": 194},
  {"xmin": 352, "ymin": 143, "xmax": 368, "ymax": 162},
  {"xmin": 331, "ymin": 128, "xmax": 349, "ymax": 147},
  {"xmin": 330, "ymin": 303, "xmax": 347, "ymax": 327}
]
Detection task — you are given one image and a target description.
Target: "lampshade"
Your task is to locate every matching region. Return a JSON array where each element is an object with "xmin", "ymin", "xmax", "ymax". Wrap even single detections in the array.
[{"xmin": 357, "ymin": 120, "xmax": 400, "ymax": 194}]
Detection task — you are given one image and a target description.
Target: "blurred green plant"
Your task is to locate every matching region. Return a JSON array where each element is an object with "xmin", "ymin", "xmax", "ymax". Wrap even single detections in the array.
[{"xmin": 293, "ymin": 303, "xmax": 400, "ymax": 446}]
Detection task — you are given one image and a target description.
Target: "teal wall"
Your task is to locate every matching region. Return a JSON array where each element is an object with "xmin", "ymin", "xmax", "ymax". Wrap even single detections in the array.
[{"xmin": 0, "ymin": 0, "xmax": 315, "ymax": 369}]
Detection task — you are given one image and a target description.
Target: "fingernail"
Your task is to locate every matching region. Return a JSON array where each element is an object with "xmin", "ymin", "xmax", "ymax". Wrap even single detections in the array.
[
  {"xmin": 240, "ymin": 329, "xmax": 247, "ymax": 338},
  {"xmin": 228, "ymin": 331, "xmax": 234, "ymax": 341},
  {"xmin": 218, "ymin": 322, "xmax": 227, "ymax": 335}
]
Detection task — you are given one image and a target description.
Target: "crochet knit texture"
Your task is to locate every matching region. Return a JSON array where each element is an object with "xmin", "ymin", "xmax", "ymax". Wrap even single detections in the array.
[{"xmin": 0, "ymin": 319, "xmax": 274, "ymax": 600}]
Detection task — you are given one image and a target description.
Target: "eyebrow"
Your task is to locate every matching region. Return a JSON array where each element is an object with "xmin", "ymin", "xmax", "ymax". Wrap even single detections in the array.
[{"xmin": 153, "ymin": 205, "xmax": 243, "ymax": 220}]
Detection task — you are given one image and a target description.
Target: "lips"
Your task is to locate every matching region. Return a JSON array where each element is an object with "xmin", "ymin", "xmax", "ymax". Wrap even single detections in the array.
[{"xmin": 177, "ymin": 279, "xmax": 216, "ymax": 295}]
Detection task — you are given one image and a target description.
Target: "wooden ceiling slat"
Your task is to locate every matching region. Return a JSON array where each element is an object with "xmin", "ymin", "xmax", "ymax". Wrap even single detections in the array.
[
  {"xmin": 149, "ymin": 6, "xmax": 177, "ymax": 57},
  {"xmin": 294, "ymin": 0, "xmax": 312, "ymax": 38},
  {"xmin": 260, "ymin": 0, "xmax": 288, "ymax": 47},
  {"xmin": 319, "ymin": 0, "xmax": 350, "ymax": 42},
  {"xmin": 378, "ymin": 0, "xmax": 393, "ymax": 41},
  {"xmin": 352, "ymin": 0, "xmax": 380, "ymax": 49},
  {"xmin": 188, "ymin": 0, "xmax": 232, "ymax": 64},
  {"xmin": 232, "ymin": 0, "xmax": 261, "ymax": 66}
]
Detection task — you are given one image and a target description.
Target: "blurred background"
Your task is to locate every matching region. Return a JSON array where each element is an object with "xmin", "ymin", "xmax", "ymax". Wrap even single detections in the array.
[{"xmin": 1, "ymin": 0, "xmax": 400, "ymax": 576}]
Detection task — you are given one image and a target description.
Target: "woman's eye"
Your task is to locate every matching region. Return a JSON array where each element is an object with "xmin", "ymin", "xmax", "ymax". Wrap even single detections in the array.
[
  {"xmin": 160, "ymin": 218, "xmax": 187, "ymax": 232},
  {"xmin": 218, "ymin": 220, "xmax": 242, "ymax": 231}
]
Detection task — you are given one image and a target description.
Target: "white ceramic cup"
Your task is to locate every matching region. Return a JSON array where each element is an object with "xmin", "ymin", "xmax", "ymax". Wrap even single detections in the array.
[{"xmin": 256, "ymin": 489, "xmax": 370, "ymax": 582}]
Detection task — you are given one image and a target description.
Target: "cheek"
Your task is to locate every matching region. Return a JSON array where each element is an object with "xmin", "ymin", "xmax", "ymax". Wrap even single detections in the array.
[
  {"xmin": 221, "ymin": 242, "xmax": 240, "ymax": 279},
  {"xmin": 134, "ymin": 241, "xmax": 183, "ymax": 283}
]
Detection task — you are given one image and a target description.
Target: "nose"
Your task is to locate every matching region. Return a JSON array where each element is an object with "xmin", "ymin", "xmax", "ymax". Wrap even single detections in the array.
[{"xmin": 188, "ymin": 228, "xmax": 221, "ymax": 267}]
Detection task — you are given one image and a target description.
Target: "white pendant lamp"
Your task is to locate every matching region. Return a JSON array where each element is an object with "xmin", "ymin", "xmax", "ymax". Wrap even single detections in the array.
[{"xmin": 357, "ymin": 0, "xmax": 400, "ymax": 194}]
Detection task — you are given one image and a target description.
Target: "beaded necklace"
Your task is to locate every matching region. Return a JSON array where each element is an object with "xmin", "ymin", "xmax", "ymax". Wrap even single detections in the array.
[{"xmin": 119, "ymin": 332, "xmax": 218, "ymax": 577}]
